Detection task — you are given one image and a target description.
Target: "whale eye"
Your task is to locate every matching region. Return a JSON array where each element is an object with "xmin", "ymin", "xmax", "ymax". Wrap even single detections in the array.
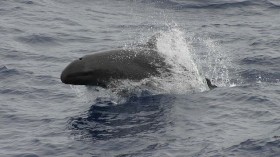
[{"xmin": 79, "ymin": 58, "xmax": 83, "ymax": 60}]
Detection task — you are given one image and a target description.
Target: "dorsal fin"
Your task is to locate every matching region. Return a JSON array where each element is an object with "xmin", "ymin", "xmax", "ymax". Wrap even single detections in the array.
[{"xmin": 206, "ymin": 78, "xmax": 217, "ymax": 90}]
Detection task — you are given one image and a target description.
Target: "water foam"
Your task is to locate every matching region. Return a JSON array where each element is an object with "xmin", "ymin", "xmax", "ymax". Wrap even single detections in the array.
[
  {"xmin": 155, "ymin": 26, "xmax": 208, "ymax": 93},
  {"xmin": 192, "ymin": 37, "xmax": 232, "ymax": 87},
  {"xmin": 70, "ymin": 85, "xmax": 121, "ymax": 104},
  {"xmin": 113, "ymin": 26, "xmax": 210, "ymax": 96}
]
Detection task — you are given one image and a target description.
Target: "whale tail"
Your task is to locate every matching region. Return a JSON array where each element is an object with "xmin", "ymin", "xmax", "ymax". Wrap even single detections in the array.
[{"xmin": 206, "ymin": 78, "xmax": 217, "ymax": 90}]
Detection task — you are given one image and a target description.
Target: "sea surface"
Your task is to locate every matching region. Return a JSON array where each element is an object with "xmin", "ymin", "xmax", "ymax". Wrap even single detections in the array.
[{"xmin": 1, "ymin": 0, "xmax": 280, "ymax": 157}]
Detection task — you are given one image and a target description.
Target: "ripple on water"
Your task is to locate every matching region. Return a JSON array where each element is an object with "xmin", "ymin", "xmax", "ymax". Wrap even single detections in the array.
[
  {"xmin": 140, "ymin": 0, "xmax": 279, "ymax": 10},
  {"xmin": 241, "ymin": 55, "xmax": 280, "ymax": 66},
  {"xmin": 239, "ymin": 69, "xmax": 280, "ymax": 83},
  {"xmin": 222, "ymin": 138, "xmax": 280, "ymax": 157},
  {"xmin": 0, "ymin": 66, "xmax": 22, "ymax": 78},
  {"xmin": 12, "ymin": 153, "xmax": 39, "ymax": 157},
  {"xmin": 16, "ymin": 34, "xmax": 60, "ymax": 46},
  {"xmin": 69, "ymin": 95, "xmax": 173, "ymax": 141}
]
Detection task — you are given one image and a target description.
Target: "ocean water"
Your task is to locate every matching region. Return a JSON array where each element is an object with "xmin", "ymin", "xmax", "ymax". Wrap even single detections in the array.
[{"xmin": 1, "ymin": 0, "xmax": 280, "ymax": 156}]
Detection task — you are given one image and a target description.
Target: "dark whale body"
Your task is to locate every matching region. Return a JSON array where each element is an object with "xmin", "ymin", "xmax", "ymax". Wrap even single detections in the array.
[
  {"xmin": 61, "ymin": 48, "xmax": 217, "ymax": 89},
  {"xmin": 61, "ymin": 49, "xmax": 170, "ymax": 87}
]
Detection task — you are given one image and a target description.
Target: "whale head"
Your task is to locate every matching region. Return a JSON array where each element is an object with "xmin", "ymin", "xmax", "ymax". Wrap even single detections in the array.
[{"xmin": 60, "ymin": 57, "xmax": 108, "ymax": 87}]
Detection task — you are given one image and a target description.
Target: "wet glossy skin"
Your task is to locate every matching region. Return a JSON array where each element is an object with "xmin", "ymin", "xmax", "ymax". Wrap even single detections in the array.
[
  {"xmin": 61, "ymin": 49, "xmax": 217, "ymax": 89},
  {"xmin": 61, "ymin": 49, "xmax": 169, "ymax": 87}
]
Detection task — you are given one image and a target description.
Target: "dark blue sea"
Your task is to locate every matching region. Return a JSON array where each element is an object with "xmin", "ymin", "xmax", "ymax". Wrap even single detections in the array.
[{"xmin": 1, "ymin": 0, "xmax": 280, "ymax": 156}]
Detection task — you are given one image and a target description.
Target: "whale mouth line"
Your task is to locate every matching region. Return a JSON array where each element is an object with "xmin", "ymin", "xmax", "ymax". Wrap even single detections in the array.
[
  {"xmin": 62, "ymin": 71, "xmax": 108, "ymax": 87},
  {"xmin": 62, "ymin": 72, "xmax": 91, "ymax": 82},
  {"xmin": 66, "ymin": 71, "xmax": 94, "ymax": 78}
]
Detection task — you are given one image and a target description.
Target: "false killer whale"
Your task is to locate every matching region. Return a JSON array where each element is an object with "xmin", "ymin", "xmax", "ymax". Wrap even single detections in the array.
[
  {"xmin": 61, "ymin": 49, "xmax": 168, "ymax": 87},
  {"xmin": 60, "ymin": 48, "xmax": 217, "ymax": 90}
]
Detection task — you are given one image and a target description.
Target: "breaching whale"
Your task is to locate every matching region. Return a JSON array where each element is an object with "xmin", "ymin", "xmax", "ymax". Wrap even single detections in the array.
[
  {"xmin": 61, "ymin": 48, "xmax": 169, "ymax": 87},
  {"xmin": 60, "ymin": 48, "xmax": 217, "ymax": 90}
]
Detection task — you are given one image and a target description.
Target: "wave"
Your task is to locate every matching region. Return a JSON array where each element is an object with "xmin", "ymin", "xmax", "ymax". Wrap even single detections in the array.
[
  {"xmin": 16, "ymin": 34, "xmax": 60, "ymax": 45},
  {"xmin": 68, "ymin": 94, "xmax": 173, "ymax": 141},
  {"xmin": 240, "ymin": 69, "xmax": 280, "ymax": 83},
  {"xmin": 1, "ymin": 48, "xmax": 66, "ymax": 63},
  {"xmin": 241, "ymin": 55, "xmax": 280, "ymax": 67},
  {"xmin": 221, "ymin": 138, "xmax": 280, "ymax": 157},
  {"xmin": 140, "ymin": 0, "xmax": 280, "ymax": 10},
  {"xmin": 0, "ymin": 65, "xmax": 23, "ymax": 78},
  {"xmin": 238, "ymin": 55, "xmax": 280, "ymax": 85}
]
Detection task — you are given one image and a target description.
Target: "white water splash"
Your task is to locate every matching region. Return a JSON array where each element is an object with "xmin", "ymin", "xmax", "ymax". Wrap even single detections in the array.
[
  {"xmin": 70, "ymin": 25, "xmax": 232, "ymax": 100},
  {"xmin": 203, "ymin": 38, "xmax": 231, "ymax": 87},
  {"xmin": 70, "ymin": 85, "xmax": 121, "ymax": 104},
  {"xmin": 189, "ymin": 34, "xmax": 232, "ymax": 87},
  {"xmin": 155, "ymin": 26, "xmax": 208, "ymax": 93},
  {"xmin": 121, "ymin": 25, "xmax": 209, "ymax": 94}
]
